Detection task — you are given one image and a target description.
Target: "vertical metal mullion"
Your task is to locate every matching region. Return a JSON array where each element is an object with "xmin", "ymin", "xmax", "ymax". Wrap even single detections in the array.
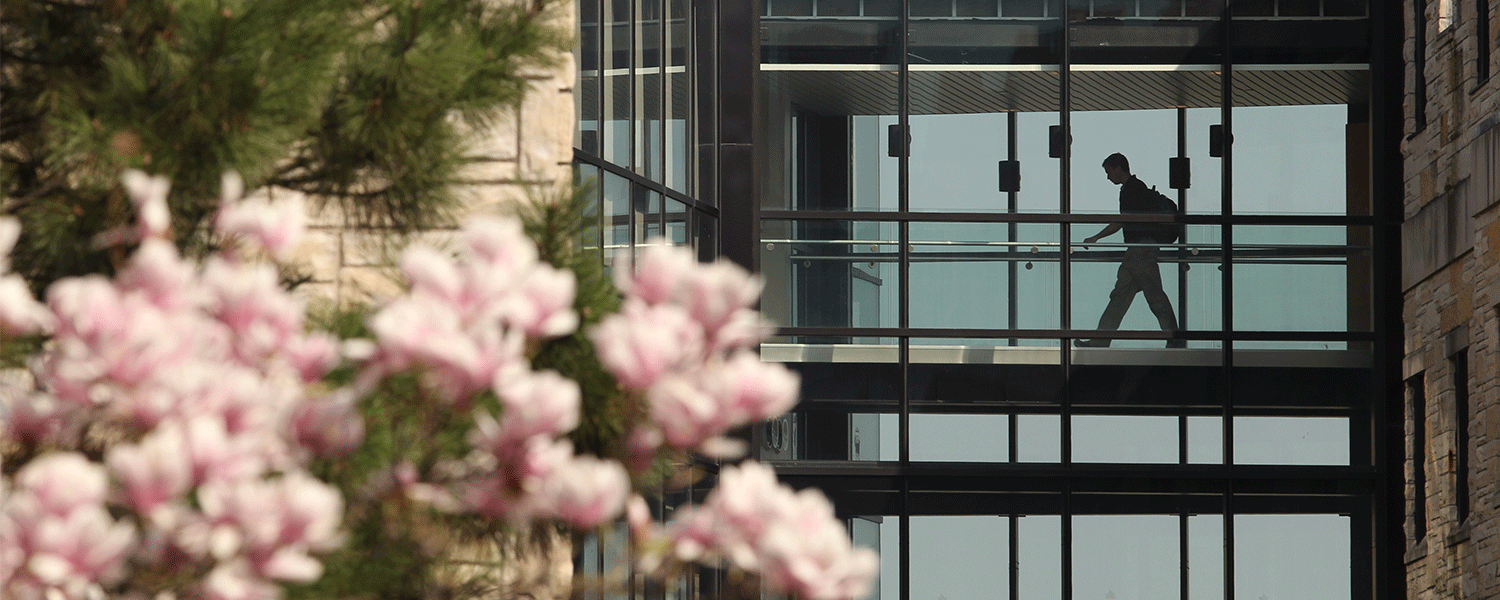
[
  {"xmin": 681, "ymin": 0, "xmax": 694, "ymax": 197},
  {"xmin": 629, "ymin": 0, "xmax": 639, "ymax": 173},
  {"xmin": 1176, "ymin": 106, "xmax": 1189, "ymax": 332},
  {"xmin": 1059, "ymin": 0, "xmax": 1073, "ymax": 453},
  {"xmin": 1008, "ymin": 111, "xmax": 1019, "ymax": 345},
  {"xmin": 1179, "ymin": 413, "xmax": 1189, "ymax": 464},
  {"xmin": 1062, "ymin": 484, "xmax": 1073, "ymax": 600},
  {"xmin": 1009, "ymin": 513, "xmax": 1020, "ymax": 600},
  {"xmin": 1220, "ymin": 0, "xmax": 1235, "ymax": 598},
  {"xmin": 1224, "ymin": 485, "xmax": 1235, "ymax": 600},
  {"xmin": 1010, "ymin": 413, "xmax": 1019, "ymax": 463},
  {"xmin": 899, "ymin": 0, "xmax": 912, "ymax": 478},
  {"xmin": 657, "ymin": 0, "xmax": 667, "ymax": 187},
  {"xmin": 900, "ymin": 482, "xmax": 911, "ymax": 600},
  {"xmin": 1221, "ymin": 0, "xmax": 1234, "ymax": 472},
  {"xmin": 1059, "ymin": 4, "xmax": 1073, "ymax": 600},
  {"xmin": 1179, "ymin": 512, "xmax": 1189, "ymax": 600}
]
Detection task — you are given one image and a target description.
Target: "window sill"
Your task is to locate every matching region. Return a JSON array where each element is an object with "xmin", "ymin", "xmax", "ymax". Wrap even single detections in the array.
[
  {"xmin": 1409, "ymin": 123, "xmax": 1430, "ymax": 141},
  {"xmin": 1446, "ymin": 519, "xmax": 1472, "ymax": 546},
  {"xmin": 1474, "ymin": 78, "xmax": 1492, "ymax": 95},
  {"xmin": 1405, "ymin": 538, "xmax": 1428, "ymax": 564}
]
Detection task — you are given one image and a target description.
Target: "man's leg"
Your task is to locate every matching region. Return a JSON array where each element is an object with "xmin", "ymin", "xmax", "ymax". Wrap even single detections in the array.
[
  {"xmin": 1078, "ymin": 257, "xmax": 1144, "ymax": 347},
  {"xmin": 1125, "ymin": 246, "xmax": 1182, "ymax": 346},
  {"xmin": 1096, "ymin": 260, "xmax": 1141, "ymax": 332}
]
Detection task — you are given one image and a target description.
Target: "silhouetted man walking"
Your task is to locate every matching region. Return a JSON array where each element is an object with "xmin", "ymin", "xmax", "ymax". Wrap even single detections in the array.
[{"xmin": 1076, "ymin": 153, "xmax": 1183, "ymax": 348}]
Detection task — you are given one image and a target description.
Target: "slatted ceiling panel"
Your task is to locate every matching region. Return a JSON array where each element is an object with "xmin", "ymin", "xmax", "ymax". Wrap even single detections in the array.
[
  {"xmin": 765, "ymin": 70, "xmax": 900, "ymax": 115},
  {"xmin": 911, "ymin": 70, "xmax": 1062, "ymax": 113},
  {"xmin": 768, "ymin": 67, "xmax": 1366, "ymax": 116},
  {"xmin": 1070, "ymin": 70, "xmax": 1223, "ymax": 111},
  {"xmin": 1231, "ymin": 69, "xmax": 1370, "ymax": 107}
]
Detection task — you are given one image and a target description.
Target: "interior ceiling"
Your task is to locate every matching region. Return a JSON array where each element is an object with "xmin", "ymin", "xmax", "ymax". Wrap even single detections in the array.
[{"xmin": 763, "ymin": 67, "xmax": 1370, "ymax": 115}]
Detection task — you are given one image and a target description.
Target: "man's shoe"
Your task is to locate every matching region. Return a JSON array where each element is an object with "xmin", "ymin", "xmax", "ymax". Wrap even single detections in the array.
[{"xmin": 1074, "ymin": 339, "xmax": 1109, "ymax": 348}]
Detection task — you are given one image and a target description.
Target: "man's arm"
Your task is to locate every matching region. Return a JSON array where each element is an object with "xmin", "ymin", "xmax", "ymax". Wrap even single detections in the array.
[{"xmin": 1083, "ymin": 223, "xmax": 1122, "ymax": 245}]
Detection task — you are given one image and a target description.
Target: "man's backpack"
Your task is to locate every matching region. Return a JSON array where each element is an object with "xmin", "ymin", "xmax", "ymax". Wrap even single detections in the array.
[{"xmin": 1143, "ymin": 186, "xmax": 1184, "ymax": 244}]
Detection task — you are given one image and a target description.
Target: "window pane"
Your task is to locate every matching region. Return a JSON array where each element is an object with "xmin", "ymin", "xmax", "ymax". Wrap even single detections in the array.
[
  {"xmin": 1188, "ymin": 415, "xmax": 1222, "ymax": 464},
  {"xmin": 1230, "ymin": 225, "xmax": 1371, "ymax": 336},
  {"xmin": 603, "ymin": 0, "xmax": 631, "ymax": 167},
  {"xmin": 912, "ymin": 517, "xmax": 1009, "ymax": 600},
  {"xmin": 855, "ymin": 516, "xmax": 899, "ymax": 600},
  {"xmin": 761, "ymin": 220, "xmax": 900, "ymax": 331},
  {"xmin": 911, "ymin": 414, "xmax": 1009, "ymax": 462},
  {"xmin": 911, "ymin": 222, "xmax": 1061, "ymax": 330},
  {"xmin": 1018, "ymin": 515, "xmax": 1062, "ymax": 600},
  {"xmin": 1072, "ymin": 415, "xmax": 1179, "ymax": 463},
  {"xmin": 1189, "ymin": 514, "xmax": 1225, "ymax": 600},
  {"xmin": 1233, "ymin": 417, "xmax": 1350, "ymax": 465},
  {"xmin": 1229, "ymin": 70, "xmax": 1371, "ymax": 216},
  {"xmin": 1018, "ymin": 414, "xmax": 1062, "ymax": 462},
  {"xmin": 758, "ymin": 408, "xmax": 897, "ymax": 461},
  {"xmin": 1073, "ymin": 516, "xmax": 1179, "ymax": 600},
  {"xmin": 1235, "ymin": 515, "xmax": 1351, "ymax": 600}
]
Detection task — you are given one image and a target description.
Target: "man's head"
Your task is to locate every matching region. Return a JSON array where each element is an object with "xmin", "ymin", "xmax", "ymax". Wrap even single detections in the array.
[{"xmin": 1102, "ymin": 153, "xmax": 1130, "ymax": 185}]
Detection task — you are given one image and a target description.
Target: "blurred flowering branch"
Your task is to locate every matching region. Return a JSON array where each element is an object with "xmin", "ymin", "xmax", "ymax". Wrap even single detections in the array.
[{"xmin": 0, "ymin": 172, "xmax": 876, "ymax": 600}]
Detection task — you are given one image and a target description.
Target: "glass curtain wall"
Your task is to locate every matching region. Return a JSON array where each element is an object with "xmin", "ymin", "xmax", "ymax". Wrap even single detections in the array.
[
  {"xmin": 577, "ymin": 0, "xmax": 720, "ymax": 266},
  {"xmin": 758, "ymin": 0, "xmax": 1382, "ymax": 598},
  {"xmin": 573, "ymin": 0, "xmax": 725, "ymax": 594}
]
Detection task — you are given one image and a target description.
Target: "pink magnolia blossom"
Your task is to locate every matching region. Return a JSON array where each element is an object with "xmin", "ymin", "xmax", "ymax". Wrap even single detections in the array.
[
  {"xmin": 459, "ymin": 436, "xmax": 575, "ymax": 520},
  {"xmin": 116, "ymin": 240, "xmax": 201, "ymax": 312},
  {"xmin": 0, "ymin": 218, "xmax": 47, "ymax": 335},
  {"xmin": 648, "ymin": 462, "xmax": 877, "ymax": 600},
  {"xmin": 107, "ymin": 426, "xmax": 193, "ymax": 515},
  {"xmin": 614, "ymin": 241, "xmax": 697, "ymax": 305},
  {"xmin": 506, "ymin": 267, "xmax": 579, "ymax": 339},
  {"xmin": 123, "ymin": 170, "xmax": 172, "ymax": 240},
  {"xmin": 645, "ymin": 375, "xmax": 720, "ymax": 450},
  {"xmin": 214, "ymin": 174, "xmax": 306, "ymax": 260},
  {"xmin": 289, "ymin": 389, "xmax": 364, "ymax": 458},
  {"xmin": 589, "ymin": 299, "xmax": 705, "ymax": 390},
  {"xmin": 2, "ymin": 453, "xmax": 136, "ymax": 600},
  {"xmin": 706, "ymin": 351, "xmax": 800, "ymax": 424},
  {"xmin": 400, "ymin": 247, "xmax": 466, "ymax": 307},
  {"xmin": 195, "ymin": 472, "xmax": 342, "ymax": 583},
  {"xmin": 757, "ymin": 491, "xmax": 879, "ymax": 600},
  {"xmin": 203, "ymin": 560, "xmax": 282, "ymax": 600},
  {"xmin": 201, "ymin": 257, "xmax": 306, "ymax": 365},
  {"xmin": 13, "ymin": 453, "xmax": 108, "ymax": 515},
  {"xmin": 676, "ymin": 261, "xmax": 763, "ymax": 332},
  {"xmin": 494, "ymin": 369, "xmax": 581, "ymax": 443},
  {"xmin": 0, "ymin": 275, "xmax": 51, "ymax": 336},
  {"xmin": 2, "ymin": 392, "xmax": 72, "ymax": 445},
  {"xmin": 532, "ymin": 454, "xmax": 630, "ymax": 528},
  {"xmin": 0, "ymin": 217, "xmax": 19, "ymax": 269},
  {"xmin": 462, "ymin": 216, "xmax": 539, "ymax": 277},
  {"xmin": 366, "ymin": 292, "xmax": 527, "ymax": 404}
]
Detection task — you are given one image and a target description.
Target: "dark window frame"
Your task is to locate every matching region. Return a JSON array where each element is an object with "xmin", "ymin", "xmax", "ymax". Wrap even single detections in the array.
[
  {"xmin": 1407, "ymin": 373, "xmax": 1428, "ymax": 541},
  {"xmin": 1414, "ymin": 0, "xmax": 1429, "ymax": 133},
  {"xmin": 1477, "ymin": 0, "xmax": 1492, "ymax": 85},
  {"xmin": 1451, "ymin": 349, "xmax": 1471, "ymax": 524}
]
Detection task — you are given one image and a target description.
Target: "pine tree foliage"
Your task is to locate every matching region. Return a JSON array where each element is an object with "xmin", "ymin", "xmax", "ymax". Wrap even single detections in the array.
[
  {"xmin": 513, "ymin": 183, "xmax": 640, "ymax": 470},
  {"xmin": 1, "ymin": 0, "xmax": 570, "ymax": 289}
]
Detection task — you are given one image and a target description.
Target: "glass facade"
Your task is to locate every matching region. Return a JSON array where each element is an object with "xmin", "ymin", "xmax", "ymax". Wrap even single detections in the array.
[
  {"xmin": 576, "ymin": 0, "xmax": 1404, "ymax": 596},
  {"xmin": 577, "ymin": 0, "xmax": 722, "ymax": 263},
  {"xmin": 755, "ymin": 0, "xmax": 1398, "ymax": 599}
]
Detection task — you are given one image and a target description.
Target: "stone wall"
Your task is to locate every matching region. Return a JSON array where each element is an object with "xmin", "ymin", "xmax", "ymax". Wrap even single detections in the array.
[
  {"xmin": 1402, "ymin": 0, "xmax": 1499, "ymax": 597},
  {"xmin": 280, "ymin": 0, "xmax": 579, "ymax": 308},
  {"xmin": 286, "ymin": 1, "xmax": 581, "ymax": 596}
]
